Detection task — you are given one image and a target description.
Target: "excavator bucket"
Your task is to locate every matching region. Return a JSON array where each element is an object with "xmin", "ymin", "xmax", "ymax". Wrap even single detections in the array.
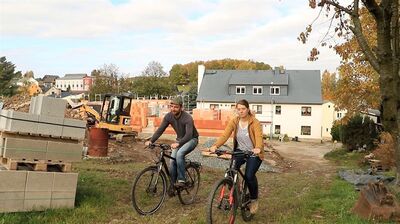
[{"xmin": 352, "ymin": 181, "xmax": 400, "ymax": 221}]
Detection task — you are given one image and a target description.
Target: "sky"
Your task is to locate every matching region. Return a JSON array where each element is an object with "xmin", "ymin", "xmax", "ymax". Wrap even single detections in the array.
[{"xmin": 0, "ymin": 0, "xmax": 342, "ymax": 78}]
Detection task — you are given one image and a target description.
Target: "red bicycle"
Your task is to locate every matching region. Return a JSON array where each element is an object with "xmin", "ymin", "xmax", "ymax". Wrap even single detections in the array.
[{"xmin": 206, "ymin": 147, "xmax": 254, "ymax": 224}]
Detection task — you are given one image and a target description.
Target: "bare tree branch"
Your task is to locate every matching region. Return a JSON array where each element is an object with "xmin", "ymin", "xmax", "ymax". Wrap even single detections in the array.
[{"xmin": 324, "ymin": 0, "xmax": 355, "ymax": 16}]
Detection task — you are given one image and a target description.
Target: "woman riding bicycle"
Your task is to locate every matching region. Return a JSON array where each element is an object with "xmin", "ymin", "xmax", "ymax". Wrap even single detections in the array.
[{"xmin": 208, "ymin": 99, "xmax": 264, "ymax": 214}]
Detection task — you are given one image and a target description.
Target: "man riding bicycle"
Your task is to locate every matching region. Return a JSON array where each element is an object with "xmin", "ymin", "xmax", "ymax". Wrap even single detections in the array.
[{"xmin": 145, "ymin": 96, "xmax": 199, "ymax": 191}]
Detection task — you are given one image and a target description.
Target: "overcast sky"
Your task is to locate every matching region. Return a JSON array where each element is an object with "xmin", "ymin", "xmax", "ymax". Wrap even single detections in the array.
[{"xmin": 0, "ymin": 0, "xmax": 342, "ymax": 77}]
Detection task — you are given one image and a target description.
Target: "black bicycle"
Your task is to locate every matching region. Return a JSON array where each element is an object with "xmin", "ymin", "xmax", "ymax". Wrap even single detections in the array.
[
  {"xmin": 206, "ymin": 147, "xmax": 254, "ymax": 224},
  {"xmin": 131, "ymin": 143, "xmax": 201, "ymax": 215}
]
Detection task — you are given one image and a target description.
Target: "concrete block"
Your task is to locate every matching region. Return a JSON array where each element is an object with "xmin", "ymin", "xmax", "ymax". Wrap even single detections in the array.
[
  {"xmin": 37, "ymin": 115, "xmax": 63, "ymax": 137},
  {"xmin": 50, "ymin": 191, "xmax": 75, "ymax": 209},
  {"xmin": 0, "ymin": 170, "xmax": 27, "ymax": 213},
  {"xmin": 47, "ymin": 141, "xmax": 82, "ymax": 162},
  {"xmin": 62, "ymin": 118, "xmax": 86, "ymax": 140},
  {"xmin": 2, "ymin": 138, "xmax": 47, "ymax": 160},
  {"xmin": 30, "ymin": 95, "xmax": 66, "ymax": 118},
  {"xmin": 3, "ymin": 110, "xmax": 39, "ymax": 134},
  {"xmin": 0, "ymin": 170, "xmax": 27, "ymax": 192},
  {"xmin": 0, "ymin": 109, "xmax": 9, "ymax": 131},
  {"xmin": 53, "ymin": 172, "xmax": 78, "ymax": 192},
  {"xmin": 25, "ymin": 171, "xmax": 54, "ymax": 192},
  {"xmin": 0, "ymin": 192, "xmax": 25, "ymax": 213},
  {"xmin": 24, "ymin": 191, "xmax": 51, "ymax": 211}
]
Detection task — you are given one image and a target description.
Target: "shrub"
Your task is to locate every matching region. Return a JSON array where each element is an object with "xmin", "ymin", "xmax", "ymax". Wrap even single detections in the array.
[
  {"xmin": 373, "ymin": 132, "xmax": 395, "ymax": 168},
  {"xmin": 330, "ymin": 121, "xmax": 343, "ymax": 141},
  {"xmin": 342, "ymin": 114, "xmax": 378, "ymax": 151},
  {"xmin": 283, "ymin": 134, "xmax": 290, "ymax": 142}
]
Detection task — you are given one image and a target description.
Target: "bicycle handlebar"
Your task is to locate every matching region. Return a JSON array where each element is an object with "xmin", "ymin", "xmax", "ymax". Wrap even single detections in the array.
[
  {"xmin": 213, "ymin": 149, "xmax": 254, "ymax": 157},
  {"xmin": 147, "ymin": 143, "xmax": 171, "ymax": 151}
]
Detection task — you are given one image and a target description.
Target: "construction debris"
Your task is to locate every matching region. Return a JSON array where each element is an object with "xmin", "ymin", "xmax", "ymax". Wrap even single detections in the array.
[
  {"xmin": 338, "ymin": 170, "xmax": 395, "ymax": 190},
  {"xmin": 1, "ymin": 93, "xmax": 31, "ymax": 113}
]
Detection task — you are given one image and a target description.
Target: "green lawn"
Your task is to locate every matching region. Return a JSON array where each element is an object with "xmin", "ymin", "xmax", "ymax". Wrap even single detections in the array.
[{"xmin": 1, "ymin": 151, "xmax": 396, "ymax": 224}]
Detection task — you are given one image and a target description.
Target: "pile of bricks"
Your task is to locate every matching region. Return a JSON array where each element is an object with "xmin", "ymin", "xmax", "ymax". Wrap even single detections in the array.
[
  {"xmin": 0, "ymin": 95, "xmax": 85, "ymax": 213},
  {"xmin": 153, "ymin": 108, "xmax": 236, "ymax": 137}
]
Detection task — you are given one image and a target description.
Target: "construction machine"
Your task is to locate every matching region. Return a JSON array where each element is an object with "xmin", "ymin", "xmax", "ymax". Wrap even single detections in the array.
[{"xmin": 74, "ymin": 94, "xmax": 137, "ymax": 137}]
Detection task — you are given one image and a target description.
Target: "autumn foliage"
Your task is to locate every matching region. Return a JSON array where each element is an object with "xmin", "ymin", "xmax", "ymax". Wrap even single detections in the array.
[{"xmin": 374, "ymin": 132, "xmax": 396, "ymax": 168}]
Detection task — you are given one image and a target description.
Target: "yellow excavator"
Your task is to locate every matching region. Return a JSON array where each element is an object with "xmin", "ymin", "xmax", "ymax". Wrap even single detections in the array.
[{"xmin": 74, "ymin": 93, "xmax": 137, "ymax": 137}]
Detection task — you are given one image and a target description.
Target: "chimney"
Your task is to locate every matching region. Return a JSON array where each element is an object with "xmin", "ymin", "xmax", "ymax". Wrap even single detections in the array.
[
  {"xmin": 274, "ymin": 67, "xmax": 279, "ymax": 75},
  {"xmin": 197, "ymin": 65, "xmax": 205, "ymax": 93}
]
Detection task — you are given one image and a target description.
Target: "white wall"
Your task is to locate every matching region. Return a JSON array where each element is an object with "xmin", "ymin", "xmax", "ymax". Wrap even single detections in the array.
[
  {"xmin": 322, "ymin": 102, "xmax": 347, "ymax": 139},
  {"xmin": 196, "ymin": 101, "xmax": 323, "ymax": 139},
  {"xmin": 55, "ymin": 79, "xmax": 84, "ymax": 91}
]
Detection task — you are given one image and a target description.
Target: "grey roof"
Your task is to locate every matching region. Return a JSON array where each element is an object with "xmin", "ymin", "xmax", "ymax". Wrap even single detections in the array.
[
  {"xmin": 223, "ymin": 70, "xmax": 288, "ymax": 85},
  {"xmin": 57, "ymin": 74, "xmax": 87, "ymax": 80},
  {"xmin": 196, "ymin": 69, "xmax": 322, "ymax": 104}
]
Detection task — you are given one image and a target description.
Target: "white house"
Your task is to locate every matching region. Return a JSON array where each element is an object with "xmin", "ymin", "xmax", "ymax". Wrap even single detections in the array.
[
  {"xmin": 322, "ymin": 101, "xmax": 347, "ymax": 139},
  {"xmin": 55, "ymin": 74, "xmax": 87, "ymax": 92},
  {"xmin": 196, "ymin": 65, "xmax": 324, "ymax": 139}
]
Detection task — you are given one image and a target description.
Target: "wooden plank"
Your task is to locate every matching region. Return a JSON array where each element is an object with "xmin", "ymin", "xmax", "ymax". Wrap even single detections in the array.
[{"xmin": 0, "ymin": 157, "xmax": 72, "ymax": 172}]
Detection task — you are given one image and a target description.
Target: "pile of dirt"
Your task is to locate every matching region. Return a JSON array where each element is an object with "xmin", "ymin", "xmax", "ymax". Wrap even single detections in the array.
[
  {"xmin": 65, "ymin": 108, "xmax": 86, "ymax": 120},
  {"xmin": 2, "ymin": 94, "xmax": 31, "ymax": 112}
]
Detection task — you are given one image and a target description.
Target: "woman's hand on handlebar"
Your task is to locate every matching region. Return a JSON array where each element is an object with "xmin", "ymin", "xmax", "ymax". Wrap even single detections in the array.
[
  {"xmin": 201, "ymin": 145, "xmax": 217, "ymax": 153},
  {"xmin": 253, "ymin": 148, "xmax": 261, "ymax": 155},
  {"xmin": 144, "ymin": 141, "xmax": 152, "ymax": 147}
]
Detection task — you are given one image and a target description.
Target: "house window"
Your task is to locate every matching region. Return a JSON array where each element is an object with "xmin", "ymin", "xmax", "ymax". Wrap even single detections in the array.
[
  {"xmin": 210, "ymin": 104, "xmax": 219, "ymax": 110},
  {"xmin": 270, "ymin": 86, "xmax": 280, "ymax": 95},
  {"xmin": 252, "ymin": 105, "xmax": 262, "ymax": 114},
  {"xmin": 326, "ymin": 128, "xmax": 329, "ymax": 132},
  {"xmin": 275, "ymin": 105, "xmax": 281, "ymax": 115},
  {"xmin": 253, "ymin": 86, "xmax": 262, "ymax": 95},
  {"xmin": 301, "ymin": 126, "xmax": 311, "ymax": 135},
  {"xmin": 275, "ymin": 125, "xmax": 281, "ymax": 134},
  {"xmin": 236, "ymin": 86, "xmax": 246, "ymax": 94},
  {"xmin": 337, "ymin": 112, "xmax": 342, "ymax": 119},
  {"xmin": 81, "ymin": 84, "xmax": 83, "ymax": 87},
  {"xmin": 301, "ymin": 107, "xmax": 312, "ymax": 116},
  {"xmin": 231, "ymin": 104, "xmax": 236, "ymax": 109}
]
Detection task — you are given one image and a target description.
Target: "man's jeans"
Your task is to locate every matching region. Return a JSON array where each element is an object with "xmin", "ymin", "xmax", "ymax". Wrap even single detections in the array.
[{"xmin": 170, "ymin": 138, "xmax": 198, "ymax": 184}]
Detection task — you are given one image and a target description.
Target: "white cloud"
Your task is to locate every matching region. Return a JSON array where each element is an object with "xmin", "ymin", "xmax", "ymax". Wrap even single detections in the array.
[{"xmin": 0, "ymin": 0, "xmax": 342, "ymax": 76}]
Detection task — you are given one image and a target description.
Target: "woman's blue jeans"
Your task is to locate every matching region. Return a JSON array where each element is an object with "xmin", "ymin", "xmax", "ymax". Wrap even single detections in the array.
[{"xmin": 234, "ymin": 152, "xmax": 262, "ymax": 200}]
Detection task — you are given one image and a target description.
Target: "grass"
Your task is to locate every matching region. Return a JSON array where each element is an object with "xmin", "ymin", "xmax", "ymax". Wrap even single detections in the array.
[
  {"xmin": 324, "ymin": 148, "xmax": 368, "ymax": 169},
  {"xmin": 1, "ymin": 153, "xmax": 396, "ymax": 224}
]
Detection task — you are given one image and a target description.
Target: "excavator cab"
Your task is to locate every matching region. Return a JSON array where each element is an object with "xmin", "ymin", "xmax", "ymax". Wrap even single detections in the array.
[{"xmin": 97, "ymin": 94, "xmax": 135, "ymax": 135}]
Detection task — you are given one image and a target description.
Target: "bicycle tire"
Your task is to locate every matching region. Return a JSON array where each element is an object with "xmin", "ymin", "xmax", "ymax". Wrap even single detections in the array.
[
  {"xmin": 240, "ymin": 180, "xmax": 254, "ymax": 222},
  {"xmin": 206, "ymin": 178, "xmax": 238, "ymax": 224},
  {"xmin": 131, "ymin": 166, "xmax": 167, "ymax": 215},
  {"xmin": 178, "ymin": 164, "xmax": 200, "ymax": 205}
]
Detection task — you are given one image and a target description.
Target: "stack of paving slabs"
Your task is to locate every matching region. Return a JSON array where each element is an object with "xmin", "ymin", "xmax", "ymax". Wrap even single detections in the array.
[{"xmin": 0, "ymin": 95, "xmax": 85, "ymax": 212}]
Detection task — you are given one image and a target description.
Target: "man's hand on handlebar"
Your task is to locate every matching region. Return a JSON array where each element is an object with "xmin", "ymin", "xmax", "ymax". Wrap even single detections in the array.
[
  {"xmin": 171, "ymin": 143, "xmax": 179, "ymax": 149},
  {"xmin": 144, "ymin": 141, "xmax": 152, "ymax": 147}
]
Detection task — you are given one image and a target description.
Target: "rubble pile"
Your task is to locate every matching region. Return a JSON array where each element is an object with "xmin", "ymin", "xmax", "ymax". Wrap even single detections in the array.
[{"xmin": 2, "ymin": 94, "xmax": 31, "ymax": 112}]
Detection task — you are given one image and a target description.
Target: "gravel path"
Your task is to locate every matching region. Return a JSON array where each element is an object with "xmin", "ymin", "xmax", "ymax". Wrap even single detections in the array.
[{"xmin": 186, "ymin": 138, "xmax": 279, "ymax": 173}]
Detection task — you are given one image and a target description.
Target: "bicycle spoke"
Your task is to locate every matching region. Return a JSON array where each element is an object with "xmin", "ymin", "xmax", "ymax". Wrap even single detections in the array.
[
  {"xmin": 207, "ymin": 179, "xmax": 237, "ymax": 224},
  {"xmin": 132, "ymin": 167, "xmax": 166, "ymax": 215}
]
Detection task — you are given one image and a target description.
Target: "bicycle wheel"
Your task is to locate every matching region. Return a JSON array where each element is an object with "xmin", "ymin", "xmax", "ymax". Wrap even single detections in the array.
[
  {"xmin": 240, "ymin": 181, "xmax": 254, "ymax": 222},
  {"xmin": 131, "ymin": 166, "xmax": 167, "ymax": 215},
  {"xmin": 206, "ymin": 178, "xmax": 238, "ymax": 224},
  {"xmin": 178, "ymin": 164, "xmax": 200, "ymax": 205}
]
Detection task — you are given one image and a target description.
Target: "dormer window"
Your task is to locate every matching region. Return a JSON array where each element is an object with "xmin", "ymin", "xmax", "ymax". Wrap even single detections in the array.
[
  {"xmin": 253, "ymin": 86, "xmax": 262, "ymax": 95},
  {"xmin": 270, "ymin": 86, "xmax": 280, "ymax": 95},
  {"xmin": 236, "ymin": 86, "xmax": 246, "ymax": 94}
]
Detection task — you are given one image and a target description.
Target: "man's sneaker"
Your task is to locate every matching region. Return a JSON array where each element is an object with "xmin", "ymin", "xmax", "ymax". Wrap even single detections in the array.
[
  {"xmin": 174, "ymin": 180, "xmax": 186, "ymax": 188},
  {"xmin": 167, "ymin": 185, "xmax": 176, "ymax": 197},
  {"xmin": 249, "ymin": 200, "xmax": 258, "ymax": 214}
]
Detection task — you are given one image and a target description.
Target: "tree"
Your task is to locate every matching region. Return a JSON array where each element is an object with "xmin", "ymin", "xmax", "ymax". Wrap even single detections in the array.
[
  {"xmin": 321, "ymin": 70, "xmax": 337, "ymax": 101},
  {"xmin": 169, "ymin": 59, "xmax": 272, "ymax": 91},
  {"xmin": 142, "ymin": 61, "xmax": 167, "ymax": 77},
  {"xmin": 23, "ymin": 71, "xmax": 34, "ymax": 79},
  {"xmin": 0, "ymin": 56, "xmax": 22, "ymax": 97},
  {"xmin": 302, "ymin": 0, "xmax": 399, "ymax": 180}
]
